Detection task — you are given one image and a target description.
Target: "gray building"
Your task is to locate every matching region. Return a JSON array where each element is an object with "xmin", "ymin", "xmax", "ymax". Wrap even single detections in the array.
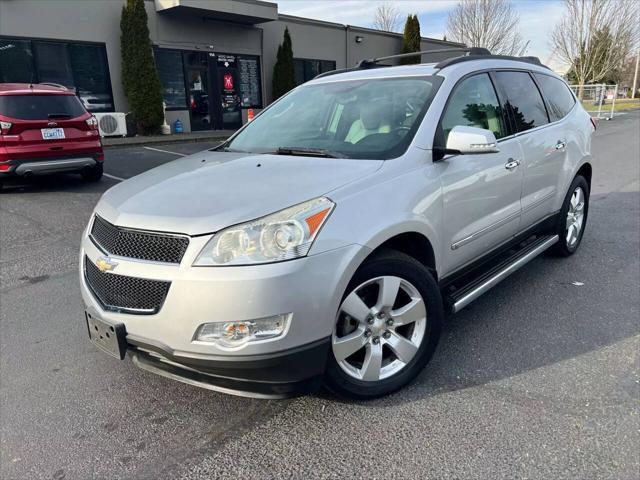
[{"xmin": 0, "ymin": 0, "xmax": 463, "ymax": 132}]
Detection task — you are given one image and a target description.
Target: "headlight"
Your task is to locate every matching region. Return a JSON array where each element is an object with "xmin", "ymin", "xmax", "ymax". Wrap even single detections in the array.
[{"xmin": 194, "ymin": 197, "xmax": 334, "ymax": 266}]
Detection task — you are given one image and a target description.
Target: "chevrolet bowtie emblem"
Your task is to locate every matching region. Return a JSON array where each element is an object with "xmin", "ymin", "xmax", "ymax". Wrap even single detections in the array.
[{"xmin": 95, "ymin": 256, "xmax": 118, "ymax": 273}]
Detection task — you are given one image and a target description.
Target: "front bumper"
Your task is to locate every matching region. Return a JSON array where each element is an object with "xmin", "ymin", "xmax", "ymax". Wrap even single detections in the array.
[
  {"xmin": 80, "ymin": 227, "xmax": 366, "ymax": 396},
  {"xmin": 129, "ymin": 337, "xmax": 330, "ymax": 398}
]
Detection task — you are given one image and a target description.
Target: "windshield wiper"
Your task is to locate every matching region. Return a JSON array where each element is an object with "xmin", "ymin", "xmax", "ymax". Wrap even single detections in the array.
[{"xmin": 276, "ymin": 147, "xmax": 345, "ymax": 158}]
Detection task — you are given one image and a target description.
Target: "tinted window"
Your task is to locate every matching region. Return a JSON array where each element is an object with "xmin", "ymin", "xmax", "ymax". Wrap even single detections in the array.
[
  {"xmin": 227, "ymin": 76, "xmax": 442, "ymax": 160},
  {"xmin": 494, "ymin": 71, "xmax": 548, "ymax": 132},
  {"xmin": 534, "ymin": 73, "xmax": 576, "ymax": 121},
  {"xmin": 294, "ymin": 58, "xmax": 336, "ymax": 85},
  {"xmin": 33, "ymin": 42, "xmax": 74, "ymax": 87},
  {"xmin": 155, "ymin": 49, "xmax": 187, "ymax": 108},
  {"xmin": 0, "ymin": 94, "xmax": 86, "ymax": 120},
  {"xmin": 440, "ymin": 73, "xmax": 506, "ymax": 142},
  {"xmin": 0, "ymin": 37, "xmax": 114, "ymax": 113},
  {"xmin": 0, "ymin": 38, "xmax": 35, "ymax": 83},
  {"xmin": 70, "ymin": 44, "xmax": 114, "ymax": 112}
]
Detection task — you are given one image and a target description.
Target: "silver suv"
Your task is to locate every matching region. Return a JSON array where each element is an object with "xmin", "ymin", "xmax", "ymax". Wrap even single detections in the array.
[{"xmin": 80, "ymin": 50, "xmax": 593, "ymax": 399}]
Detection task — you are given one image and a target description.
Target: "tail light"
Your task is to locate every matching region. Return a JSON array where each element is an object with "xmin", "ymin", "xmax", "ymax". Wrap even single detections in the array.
[
  {"xmin": 86, "ymin": 116, "xmax": 98, "ymax": 130},
  {"xmin": 590, "ymin": 117, "xmax": 597, "ymax": 131},
  {"xmin": 0, "ymin": 121, "xmax": 12, "ymax": 135},
  {"xmin": 0, "ymin": 162, "xmax": 11, "ymax": 172},
  {"xmin": 95, "ymin": 153, "xmax": 104, "ymax": 162}
]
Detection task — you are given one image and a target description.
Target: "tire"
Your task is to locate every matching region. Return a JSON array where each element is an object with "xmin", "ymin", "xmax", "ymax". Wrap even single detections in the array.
[
  {"xmin": 324, "ymin": 249, "xmax": 443, "ymax": 400},
  {"xmin": 81, "ymin": 163, "xmax": 103, "ymax": 183},
  {"xmin": 551, "ymin": 175, "xmax": 589, "ymax": 257}
]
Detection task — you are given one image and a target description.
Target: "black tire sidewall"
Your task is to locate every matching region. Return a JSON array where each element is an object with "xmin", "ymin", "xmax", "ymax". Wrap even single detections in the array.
[
  {"xmin": 324, "ymin": 250, "xmax": 443, "ymax": 400},
  {"xmin": 82, "ymin": 163, "xmax": 103, "ymax": 182},
  {"xmin": 554, "ymin": 175, "xmax": 589, "ymax": 256}
]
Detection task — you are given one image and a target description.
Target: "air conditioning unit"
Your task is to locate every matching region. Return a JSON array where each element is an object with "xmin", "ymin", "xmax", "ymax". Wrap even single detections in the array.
[{"xmin": 94, "ymin": 112, "xmax": 127, "ymax": 137}]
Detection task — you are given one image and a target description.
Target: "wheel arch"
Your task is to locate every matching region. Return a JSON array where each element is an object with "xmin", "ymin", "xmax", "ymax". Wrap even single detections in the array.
[
  {"xmin": 576, "ymin": 162, "xmax": 592, "ymax": 188},
  {"xmin": 360, "ymin": 230, "xmax": 438, "ymax": 281}
]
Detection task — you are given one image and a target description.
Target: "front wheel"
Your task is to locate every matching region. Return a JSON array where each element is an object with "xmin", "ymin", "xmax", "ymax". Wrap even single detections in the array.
[
  {"xmin": 551, "ymin": 175, "xmax": 589, "ymax": 256},
  {"xmin": 324, "ymin": 250, "xmax": 443, "ymax": 399}
]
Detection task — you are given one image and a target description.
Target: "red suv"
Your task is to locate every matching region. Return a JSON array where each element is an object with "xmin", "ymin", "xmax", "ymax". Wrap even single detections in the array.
[{"xmin": 0, "ymin": 83, "xmax": 104, "ymax": 188}]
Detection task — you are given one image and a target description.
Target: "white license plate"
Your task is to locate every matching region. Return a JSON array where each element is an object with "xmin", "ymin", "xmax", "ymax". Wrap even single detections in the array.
[{"xmin": 41, "ymin": 128, "xmax": 65, "ymax": 140}]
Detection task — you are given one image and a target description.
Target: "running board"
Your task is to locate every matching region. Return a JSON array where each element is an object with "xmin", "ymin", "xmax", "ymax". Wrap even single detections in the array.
[{"xmin": 446, "ymin": 235, "xmax": 559, "ymax": 313}]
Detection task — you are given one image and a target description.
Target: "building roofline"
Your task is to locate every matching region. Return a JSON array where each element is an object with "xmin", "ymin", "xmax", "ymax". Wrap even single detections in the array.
[{"xmin": 275, "ymin": 13, "xmax": 465, "ymax": 46}]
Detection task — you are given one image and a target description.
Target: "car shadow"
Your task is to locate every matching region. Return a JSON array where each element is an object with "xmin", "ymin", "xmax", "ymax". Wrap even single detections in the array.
[
  {"xmin": 0, "ymin": 172, "xmax": 117, "ymax": 194},
  {"xmin": 319, "ymin": 190, "xmax": 639, "ymax": 406}
]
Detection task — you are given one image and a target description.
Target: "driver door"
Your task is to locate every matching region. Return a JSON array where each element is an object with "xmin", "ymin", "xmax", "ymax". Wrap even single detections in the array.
[{"xmin": 436, "ymin": 73, "xmax": 524, "ymax": 275}]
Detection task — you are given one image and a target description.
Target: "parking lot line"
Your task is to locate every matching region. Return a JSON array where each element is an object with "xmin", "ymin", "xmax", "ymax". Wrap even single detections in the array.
[
  {"xmin": 143, "ymin": 146, "xmax": 187, "ymax": 157},
  {"xmin": 104, "ymin": 173, "xmax": 125, "ymax": 182}
]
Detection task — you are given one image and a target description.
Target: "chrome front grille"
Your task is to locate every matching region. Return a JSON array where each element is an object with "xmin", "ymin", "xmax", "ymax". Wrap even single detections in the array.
[
  {"xmin": 90, "ymin": 215, "xmax": 189, "ymax": 264},
  {"xmin": 84, "ymin": 256, "xmax": 170, "ymax": 314}
]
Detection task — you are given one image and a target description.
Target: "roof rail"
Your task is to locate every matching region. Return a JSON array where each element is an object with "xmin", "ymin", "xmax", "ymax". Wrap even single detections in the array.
[
  {"xmin": 434, "ymin": 53, "xmax": 550, "ymax": 70},
  {"xmin": 38, "ymin": 82, "xmax": 68, "ymax": 90},
  {"xmin": 314, "ymin": 47, "xmax": 490, "ymax": 80}
]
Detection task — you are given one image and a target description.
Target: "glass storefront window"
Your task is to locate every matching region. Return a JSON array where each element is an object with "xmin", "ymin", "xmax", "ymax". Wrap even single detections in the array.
[
  {"xmin": 294, "ymin": 58, "xmax": 336, "ymax": 85},
  {"xmin": 70, "ymin": 43, "xmax": 114, "ymax": 112},
  {"xmin": 0, "ymin": 38, "xmax": 35, "ymax": 83},
  {"xmin": 154, "ymin": 49, "xmax": 187, "ymax": 109},
  {"xmin": 0, "ymin": 37, "xmax": 114, "ymax": 112},
  {"xmin": 33, "ymin": 41, "xmax": 75, "ymax": 87}
]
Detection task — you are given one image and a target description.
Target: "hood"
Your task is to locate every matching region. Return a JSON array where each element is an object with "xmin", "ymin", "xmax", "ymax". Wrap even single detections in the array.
[{"xmin": 97, "ymin": 151, "xmax": 383, "ymax": 235}]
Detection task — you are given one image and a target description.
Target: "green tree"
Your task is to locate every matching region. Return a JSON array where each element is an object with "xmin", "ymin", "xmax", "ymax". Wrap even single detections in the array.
[
  {"xmin": 272, "ymin": 27, "xmax": 295, "ymax": 100},
  {"xmin": 400, "ymin": 15, "xmax": 421, "ymax": 65},
  {"xmin": 120, "ymin": 0, "xmax": 164, "ymax": 135},
  {"xmin": 567, "ymin": 27, "xmax": 623, "ymax": 86}
]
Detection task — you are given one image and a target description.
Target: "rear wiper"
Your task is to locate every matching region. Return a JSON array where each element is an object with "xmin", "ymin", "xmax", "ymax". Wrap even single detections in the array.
[
  {"xmin": 47, "ymin": 113, "xmax": 73, "ymax": 119},
  {"xmin": 276, "ymin": 146, "xmax": 345, "ymax": 158}
]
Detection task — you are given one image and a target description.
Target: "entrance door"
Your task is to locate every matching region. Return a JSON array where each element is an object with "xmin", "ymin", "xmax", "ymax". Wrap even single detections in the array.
[
  {"xmin": 186, "ymin": 67, "xmax": 210, "ymax": 131},
  {"xmin": 211, "ymin": 54, "xmax": 242, "ymax": 130}
]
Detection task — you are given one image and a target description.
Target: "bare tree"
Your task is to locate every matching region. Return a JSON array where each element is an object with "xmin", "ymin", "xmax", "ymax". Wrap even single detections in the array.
[
  {"xmin": 552, "ymin": 0, "xmax": 639, "ymax": 93},
  {"xmin": 373, "ymin": 3, "xmax": 402, "ymax": 33},
  {"xmin": 446, "ymin": 0, "xmax": 529, "ymax": 56}
]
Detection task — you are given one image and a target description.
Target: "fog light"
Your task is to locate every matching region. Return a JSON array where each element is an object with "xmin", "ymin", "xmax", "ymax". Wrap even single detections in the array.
[{"xmin": 194, "ymin": 313, "xmax": 291, "ymax": 347}]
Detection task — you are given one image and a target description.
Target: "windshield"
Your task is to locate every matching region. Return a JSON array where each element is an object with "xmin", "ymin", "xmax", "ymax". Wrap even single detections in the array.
[{"xmin": 225, "ymin": 76, "xmax": 443, "ymax": 160}]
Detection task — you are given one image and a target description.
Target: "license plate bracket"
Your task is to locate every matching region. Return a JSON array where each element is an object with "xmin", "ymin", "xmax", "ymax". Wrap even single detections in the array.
[
  {"xmin": 86, "ymin": 311, "xmax": 127, "ymax": 359},
  {"xmin": 41, "ymin": 128, "xmax": 65, "ymax": 140}
]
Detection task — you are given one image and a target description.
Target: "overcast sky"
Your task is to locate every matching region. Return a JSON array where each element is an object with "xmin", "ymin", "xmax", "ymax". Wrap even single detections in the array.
[{"xmin": 277, "ymin": 0, "xmax": 567, "ymax": 71}]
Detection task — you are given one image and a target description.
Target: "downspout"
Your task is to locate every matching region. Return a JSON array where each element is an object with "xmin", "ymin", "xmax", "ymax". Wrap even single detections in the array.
[{"xmin": 345, "ymin": 25, "xmax": 350, "ymax": 68}]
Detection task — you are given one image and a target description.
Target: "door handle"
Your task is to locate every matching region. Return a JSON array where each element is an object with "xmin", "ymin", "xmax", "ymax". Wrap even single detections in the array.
[
  {"xmin": 505, "ymin": 158, "xmax": 521, "ymax": 170},
  {"xmin": 555, "ymin": 140, "xmax": 566, "ymax": 150}
]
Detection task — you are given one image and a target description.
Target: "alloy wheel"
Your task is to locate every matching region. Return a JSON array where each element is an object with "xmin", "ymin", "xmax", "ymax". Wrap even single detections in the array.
[
  {"xmin": 332, "ymin": 276, "xmax": 427, "ymax": 381},
  {"xmin": 566, "ymin": 186, "xmax": 585, "ymax": 247}
]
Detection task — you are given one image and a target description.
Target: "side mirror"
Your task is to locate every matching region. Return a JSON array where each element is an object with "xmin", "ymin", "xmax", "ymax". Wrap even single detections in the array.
[{"xmin": 446, "ymin": 126, "xmax": 499, "ymax": 154}]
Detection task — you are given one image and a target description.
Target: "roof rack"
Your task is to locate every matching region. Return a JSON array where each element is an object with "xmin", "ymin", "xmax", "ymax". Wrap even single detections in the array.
[
  {"xmin": 314, "ymin": 47, "xmax": 491, "ymax": 80},
  {"xmin": 38, "ymin": 82, "xmax": 69, "ymax": 90},
  {"xmin": 434, "ymin": 53, "xmax": 550, "ymax": 70},
  {"xmin": 314, "ymin": 47, "xmax": 550, "ymax": 81}
]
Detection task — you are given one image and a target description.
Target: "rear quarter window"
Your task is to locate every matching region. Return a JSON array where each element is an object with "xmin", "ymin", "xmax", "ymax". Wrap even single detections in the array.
[
  {"xmin": 0, "ymin": 94, "xmax": 87, "ymax": 120},
  {"xmin": 534, "ymin": 73, "xmax": 576, "ymax": 122}
]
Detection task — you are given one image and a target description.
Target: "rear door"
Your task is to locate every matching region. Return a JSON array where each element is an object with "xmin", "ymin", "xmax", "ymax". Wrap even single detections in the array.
[
  {"xmin": 493, "ymin": 71, "xmax": 565, "ymax": 228},
  {"xmin": 437, "ymin": 72, "xmax": 524, "ymax": 274},
  {"xmin": 0, "ymin": 93, "xmax": 101, "ymax": 160}
]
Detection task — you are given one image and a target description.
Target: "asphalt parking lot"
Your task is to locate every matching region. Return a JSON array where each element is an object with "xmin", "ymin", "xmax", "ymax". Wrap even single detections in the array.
[{"xmin": 1, "ymin": 111, "xmax": 639, "ymax": 479}]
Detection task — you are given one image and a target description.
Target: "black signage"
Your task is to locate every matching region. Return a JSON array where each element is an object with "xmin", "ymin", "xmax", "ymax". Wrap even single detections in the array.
[{"xmin": 238, "ymin": 56, "xmax": 262, "ymax": 108}]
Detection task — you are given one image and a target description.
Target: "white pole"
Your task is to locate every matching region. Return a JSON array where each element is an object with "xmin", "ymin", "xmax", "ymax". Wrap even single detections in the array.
[
  {"xmin": 632, "ymin": 52, "xmax": 639, "ymax": 99},
  {"xmin": 610, "ymin": 84, "xmax": 617, "ymax": 120}
]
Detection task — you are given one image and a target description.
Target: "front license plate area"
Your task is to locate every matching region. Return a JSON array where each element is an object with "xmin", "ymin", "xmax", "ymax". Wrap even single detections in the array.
[
  {"xmin": 41, "ymin": 128, "xmax": 65, "ymax": 140},
  {"xmin": 86, "ymin": 311, "xmax": 127, "ymax": 359}
]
